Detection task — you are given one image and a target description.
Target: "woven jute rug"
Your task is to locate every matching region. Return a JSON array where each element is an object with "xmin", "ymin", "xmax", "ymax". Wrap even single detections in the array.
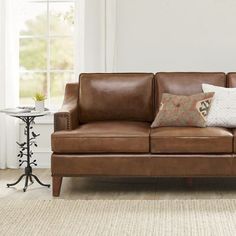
[{"xmin": 0, "ymin": 199, "xmax": 236, "ymax": 236}]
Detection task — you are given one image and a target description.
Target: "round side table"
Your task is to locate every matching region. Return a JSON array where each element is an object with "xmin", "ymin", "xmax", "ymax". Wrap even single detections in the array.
[{"xmin": 5, "ymin": 111, "xmax": 51, "ymax": 192}]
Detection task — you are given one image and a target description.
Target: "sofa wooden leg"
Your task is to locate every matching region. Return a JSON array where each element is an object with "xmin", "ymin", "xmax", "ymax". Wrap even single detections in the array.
[{"xmin": 53, "ymin": 176, "xmax": 63, "ymax": 197}]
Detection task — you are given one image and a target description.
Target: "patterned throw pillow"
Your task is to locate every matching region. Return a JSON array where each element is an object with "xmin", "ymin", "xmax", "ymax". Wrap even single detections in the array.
[
  {"xmin": 202, "ymin": 84, "xmax": 236, "ymax": 127},
  {"xmin": 151, "ymin": 92, "xmax": 215, "ymax": 128}
]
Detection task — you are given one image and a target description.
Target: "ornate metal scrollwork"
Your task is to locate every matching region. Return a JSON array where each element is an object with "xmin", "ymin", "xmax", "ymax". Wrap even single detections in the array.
[{"xmin": 7, "ymin": 116, "xmax": 50, "ymax": 192}]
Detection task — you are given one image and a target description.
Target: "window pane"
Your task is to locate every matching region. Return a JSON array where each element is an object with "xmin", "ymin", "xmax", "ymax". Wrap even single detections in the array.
[
  {"xmin": 20, "ymin": 73, "xmax": 47, "ymax": 105},
  {"xmin": 49, "ymin": 2, "xmax": 75, "ymax": 35},
  {"xmin": 20, "ymin": 39, "xmax": 47, "ymax": 70},
  {"xmin": 50, "ymin": 72, "xmax": 74, "ymax": 106},
  {"xmin": 50, "ymin": 38, "xmax": 74, "ymax": 70},
  {"xmin": 19, "ymin": 3, "xmax": 47, "ymax": 36}
]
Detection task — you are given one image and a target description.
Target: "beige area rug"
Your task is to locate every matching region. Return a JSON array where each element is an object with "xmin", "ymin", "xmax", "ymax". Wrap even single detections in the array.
[{"xmin": 1, "ymin": 199, "xmax": 236, "ymax": 236}]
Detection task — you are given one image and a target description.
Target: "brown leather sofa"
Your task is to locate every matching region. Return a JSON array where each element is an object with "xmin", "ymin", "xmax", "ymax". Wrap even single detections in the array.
[{"xmin": 51, "ymin": 72, "xmax": 236, "ymax": 196}]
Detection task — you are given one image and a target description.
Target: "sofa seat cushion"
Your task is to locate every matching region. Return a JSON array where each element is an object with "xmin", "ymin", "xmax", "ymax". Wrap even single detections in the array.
[
  {"xmin": 52, "ymin": 121, "xmax": 150, "ymax": 154},
  {"xmin": 150, "ymin": 127, "xmax": 233, "ymax": 154}
]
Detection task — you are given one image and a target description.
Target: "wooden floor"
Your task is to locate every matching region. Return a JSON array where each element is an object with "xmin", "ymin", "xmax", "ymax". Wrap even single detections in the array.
[{"xmin": 1, "ymin": 169, "xmax": 236, "ymax": 200}]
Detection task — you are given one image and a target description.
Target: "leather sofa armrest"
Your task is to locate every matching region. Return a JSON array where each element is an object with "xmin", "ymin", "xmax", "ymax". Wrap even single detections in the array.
[{"xmin": 54, "ymin": 83, "xmax": 79, "ymax": 131}]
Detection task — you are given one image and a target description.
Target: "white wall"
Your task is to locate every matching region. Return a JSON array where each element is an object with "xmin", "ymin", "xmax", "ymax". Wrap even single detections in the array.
[{"xmin": 115, "ymin": 0, "xmax": 236, "ymax": 72}]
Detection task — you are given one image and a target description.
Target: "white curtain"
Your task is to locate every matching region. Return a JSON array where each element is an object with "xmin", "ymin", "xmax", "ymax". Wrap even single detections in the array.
[{"xmin": 0, "ymin": 0, "xmax": 20, "ymax": 169}]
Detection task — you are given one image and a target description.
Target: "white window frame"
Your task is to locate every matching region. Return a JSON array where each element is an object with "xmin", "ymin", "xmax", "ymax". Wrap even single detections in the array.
[{"xmin": 19, "ymin": 0, "xmax": 81, "ymax": 110}]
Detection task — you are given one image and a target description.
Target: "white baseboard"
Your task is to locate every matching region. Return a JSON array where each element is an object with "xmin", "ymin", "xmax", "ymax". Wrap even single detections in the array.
[
  {"xmin": 19, "ymin": 152, "xmax": 51, "ymax": 169},
  {"xmin": 33, "ymin": 151, "xmax": 51, "ymax": 168}
]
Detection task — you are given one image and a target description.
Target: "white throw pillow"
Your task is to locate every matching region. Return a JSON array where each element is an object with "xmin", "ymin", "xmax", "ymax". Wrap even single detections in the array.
[{"xmin": 202, "ymin": 83, "xmax": 236, "ymax": 127}]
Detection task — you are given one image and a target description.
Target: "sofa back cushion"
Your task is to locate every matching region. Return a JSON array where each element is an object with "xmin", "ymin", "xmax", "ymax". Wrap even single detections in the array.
[
  {"xmin": 227, "ymin": 73, "xmax": 236, "ymax": 88},
  {"xmin": 155, "ymin": 72, "xmax": 226, "ymax": 113},
  {"xmin": 78, "ymin": 73, "xmax": 154, "ymax": 123}
]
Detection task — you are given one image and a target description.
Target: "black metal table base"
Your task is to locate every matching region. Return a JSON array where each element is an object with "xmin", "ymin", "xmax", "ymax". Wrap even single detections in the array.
[
  {"xmin": 6, "ymin": 115, "xmax": 50, "ymax": 192},
  {"xmin": 7, "ymin": 167, "xmax": 50, "ymax": 192}
]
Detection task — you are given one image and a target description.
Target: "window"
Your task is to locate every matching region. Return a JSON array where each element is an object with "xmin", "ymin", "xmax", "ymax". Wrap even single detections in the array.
[{"xmin": 19, "ymin": 0, "xmax": 76, "ymax": 108}]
